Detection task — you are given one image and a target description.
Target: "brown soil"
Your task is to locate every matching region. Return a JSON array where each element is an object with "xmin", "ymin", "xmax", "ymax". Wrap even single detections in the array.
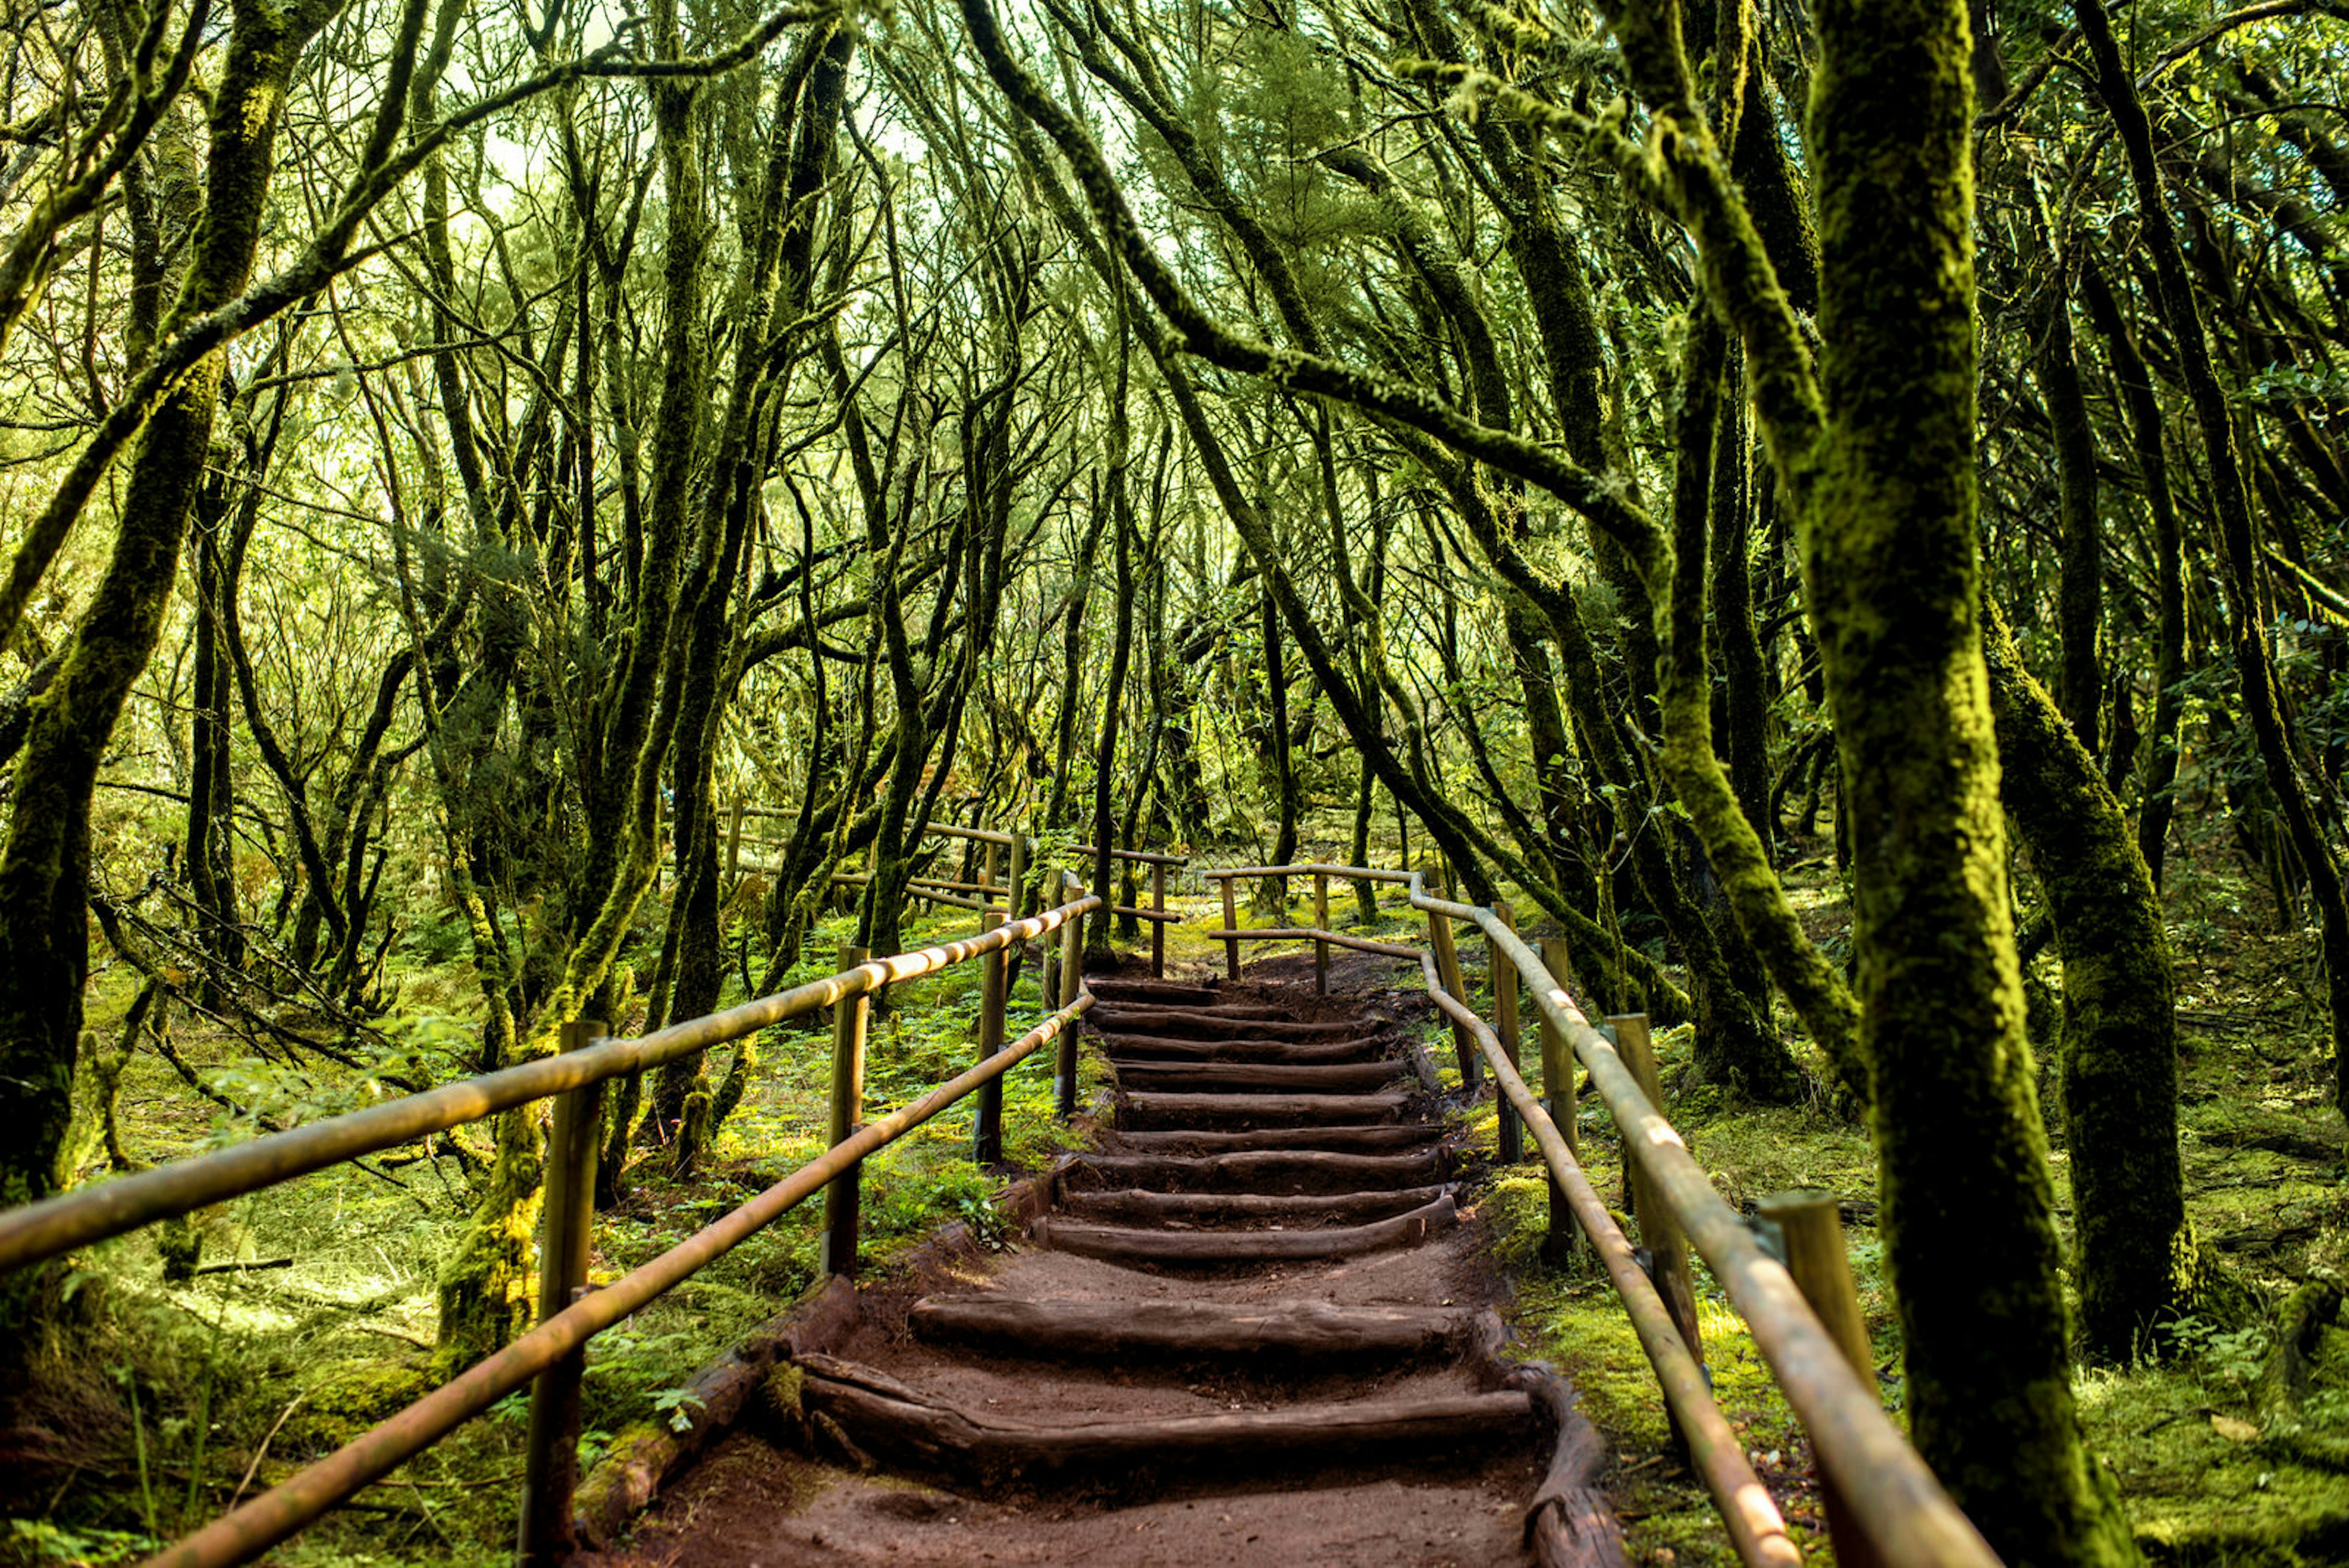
[{"xmin": 575, "ymin": 972, "xmax": 1600, "ymax": 1567}]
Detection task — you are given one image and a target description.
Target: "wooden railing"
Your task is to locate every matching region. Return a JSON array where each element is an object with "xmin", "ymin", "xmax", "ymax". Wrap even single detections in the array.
[
  {"xmin": 725, "ymin": 806, "xmax": 1186, "ymax": 975},
  {"xmin": 1204, "ymin": 861, "xmax": 2004, "ymax": 1568},
  {"xmin": 0, "ymin": 885, "xmax": 1107, "ymax": 1568}
]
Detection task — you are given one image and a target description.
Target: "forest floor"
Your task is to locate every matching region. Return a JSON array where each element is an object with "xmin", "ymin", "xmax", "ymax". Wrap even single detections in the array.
[{"xmin": 6, "ymin": 817, "xmax": 2348, "ymax": 1566}]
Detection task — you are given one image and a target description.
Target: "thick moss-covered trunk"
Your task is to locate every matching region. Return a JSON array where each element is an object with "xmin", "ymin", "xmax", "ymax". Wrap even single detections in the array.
[
  {"xmin": 1806, "ymin": 1, "xmax": 2135, "ymax": 1556},
  {"xmin": 1984, "ymin": 608, "xmax": 2195, "ymax": 1361},
  {"xmin": 0, "ymin": 0, "xmax": 335, "ymax": 1372}
]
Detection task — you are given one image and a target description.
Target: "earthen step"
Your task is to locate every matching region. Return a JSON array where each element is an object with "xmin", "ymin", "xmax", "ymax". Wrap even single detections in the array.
[
  {"xmin": 1109, "ymin": 1123, "xmax": 1440, "ymax": 1154},
  {"xmin": 1072, "ymin": 1148, "xmax": 1442, "ymax": 1194},
  {"xmin": 1110, "ymin": 1059, "xmax": 1408, "ymax": 1094},
  {"xmin": 1121, "ymin": 1090, "xmax": 1409, "ymax": 1130},
  {"xmin": 1034, "ymin": 1194, "xmax": 1457, "ymax": 1263},
  {"xmin": 1082, "ymin": 980, "xmax": 1225, "ymax": 1006},
  {"xmin": 907, "ymin": 1296, "xmax": 1469, "ymax": 1361},
  {"xmin": 1088, "ymin": 1008, "xmax": 1372, "ymax": 1041},
  {"xmin": 1058, "ymin": 1183, "xmax": 1448, "ymax": 1227},
  {"xmin": 798, "ymin": 1351, "xmax": 1535, "ymax": 1483},
  {"xmin": 1096, "ymin": 1031, "xmax": 1389, "ymax": 1065}
]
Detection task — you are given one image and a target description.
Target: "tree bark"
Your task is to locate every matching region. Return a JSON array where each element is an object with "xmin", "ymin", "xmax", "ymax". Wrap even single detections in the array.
[
  {"xmin": 1984, "ymin": 606, "xmax": 2195, "ymax": 1361},
  {"xmin": 0, "ymin": 0, "xmax": 341, "ymax": 1367},
  {"xmin": 1800, "ymin": 0, "xmax": 2137, "ymax": 1553}
]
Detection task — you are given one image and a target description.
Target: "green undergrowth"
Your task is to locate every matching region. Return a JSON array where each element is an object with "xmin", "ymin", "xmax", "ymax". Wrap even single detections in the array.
[{"xmin": 4, "ymin": 904, "xmax": 1124, "ymax": 1568}]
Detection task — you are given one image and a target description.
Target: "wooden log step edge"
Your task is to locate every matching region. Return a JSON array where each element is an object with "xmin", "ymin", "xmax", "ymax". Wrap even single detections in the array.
[
  {"xmin": 1082, "ymin": 981, "xmax": 1224, "ymax": 1005},
  {"xmin": 796, "ymin": 1351, "xmax": 1536, "ymax": 1480},
  {"xmin": 1034, "ymin": 1192, "xmax": 1457, "ymax": 1263},
  {"xmin": 1059, "ymin": 1183, "xmax": 1448, "ymax": 1227},
  {"xmin": 1088, "ymin": 1009, "xmax": 1373, "ymax": 1040},
  {"xmin": 1121, "ymin": 1089, "xmax": 1411, "ymax": 1129},
  {"xmin": 1108, "ymin": 1123, "xmax": 1439, "ymax": 1154},
  {"xmin": 907, "ymin": 1296, "xmax": 1469, "ymax": 1360},
  {"xmin": 1096, "ymin": 1031, "xmax": 1390, "ymax": 1064},
  {"xmin": 1110, "ymin": 1059, "xmax": 1408, "ymax": 1093},
  {"xmin": 1070, "ymin": 1148, "xmax": 1444, "ymax": 1194}
]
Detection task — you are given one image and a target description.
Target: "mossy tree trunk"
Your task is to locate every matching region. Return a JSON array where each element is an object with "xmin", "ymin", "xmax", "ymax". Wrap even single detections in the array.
[
  {"xmin": 183, "ymin": 490, "xmax": 244, "ymax": 999},
  {"xmin": 2076, "ymin": 257, "xmax": 2188, "ymax": 887},
  {"xmin": 1088, "ymin": 299, "xmax": 1136, "ymax": 965},
  {"xmin": 2036, "ymin": 267, "xmax": 2105, "ymax": 754},
  {"xmin": 1659, "ymin": 319, "xmax": 1811, "ymax": 1104},
  {"xmin": 1799, "ymin": 1, "xmax": 2138, "ymax": 1555},
  {"xmin": 0, "ymin": 0, "xmax": 342, "ymax": 1372},
  {"xmin": 1984, "ymin": 606, "xmax": 2195, "ymax": 1361}
]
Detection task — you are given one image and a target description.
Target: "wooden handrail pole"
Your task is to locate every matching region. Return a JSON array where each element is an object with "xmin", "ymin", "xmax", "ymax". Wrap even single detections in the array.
[
  {"xmin": 1610, "ymin": 1014, "xmax": 1702, "ymax": 1368},
  {"xmin": 1493, "ymin": 900, "xmax": 1522, "ymax": 1164},
  {"xmin": 1007, "ymin": 830, "xmax": 1030, "ymax": 920},
  {"xmin": 982, "ymin": 840, "xmax": 1000, "ymax": 896},
  {"xmin": 1150, "ymin": 862, "xmax": 1167, "ymax": 978},
  {"xmin": 1313, "ymin": 871, "xmax": 1330, "ymax": 995},
  {"xmin": 822, "ymin": 948, "xmax": 870, "ymax": 1278},
  {"xmin": 1537, "ymin": 935, "xmax": 1579, "ymax": 1266},
  {"xmin": 1757, "ymin": 1190, "xmax": 1883, "ymax": 1568},
  {"xmin": 1057, "ymin": 877, "xmax": 1084, "ymax": 1118},
  {"xmin": 518, "ymin": 1018, "xmax": 606, "ymax": 1567},
  {"xmin": 1219, "ymin": 873, "xmax": 1241, "ymax": 981},
  {"xmin": 974, "ymin": 913, "xmax": 1008, "ymax": 1165},
  {"xmin": 1421, "ymin": 861, "xmax": 1477, "ymax": 1089}
]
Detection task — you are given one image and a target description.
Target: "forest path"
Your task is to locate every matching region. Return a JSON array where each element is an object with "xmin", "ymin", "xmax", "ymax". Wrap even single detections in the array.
[{"xmin": 576, "ymin": 970, "xmax": 1572, "ymax": 1567}]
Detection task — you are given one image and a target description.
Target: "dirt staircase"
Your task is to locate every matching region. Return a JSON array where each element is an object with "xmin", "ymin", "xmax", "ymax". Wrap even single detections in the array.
[{"xmin": 581, "ymin": 973, "xmax": 1603, "ymax": 1567}]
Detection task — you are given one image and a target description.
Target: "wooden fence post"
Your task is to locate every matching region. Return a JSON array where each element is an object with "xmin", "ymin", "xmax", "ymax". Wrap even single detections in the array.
[
  {"xmin": 1008, "ymin": 831, "xmax": 1029, "ymax": 920},
  {"xmin": 1537, "ymin": 936, "xmax": 1578, "ymax": 1267},
  {"xmin": 1150, "ymin": 861, "xmax": 1167, "ymax": 979},
  {"xmin": 1057, "ymin": 876, "xmax": 1084, "ymax": 1118},
  {"xmin": 724, "ymin": 801, "xmax": 744, "ymax": 882},
  {"xmin": 1313, "ymin": 871, "xmax": 1330, "ymax": 995},
  {"xmin": 822, "ymin": 948, "xmax": 870, "ymax": 1279},
  {"xmin": 1609, "ymin": 1013, "xmax": 1702, "ymax": 1367},
  {"xmin": 1219, "ymin": 874, "xmax": 1240, "ymax": 981},
  {"xmin": 1493, "ymin": 899, "xmax": 1522, "ymax": 1164},
  {"xmin": 982, "ymin": 840, "xmax": 1000, "ymax": 904},
  {"xmin": 518, "ymin": 1018, "xmax": 606, "ymax": 1566},
  {"xmin": 974, "ymin": 913, "xmax": 1007, "ymax": 1165},
  {"xmin": 1421, "ymin": 861, "xmax": 1477, "ymax": 1090},
  {"xmin": 1757, "ymin": 1190, "xmax": 1882, "ymax": 1568}
]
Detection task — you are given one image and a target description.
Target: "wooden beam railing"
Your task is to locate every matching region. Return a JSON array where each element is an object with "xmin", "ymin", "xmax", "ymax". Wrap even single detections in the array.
[
  {"xmin": 721, "ymin": 804, "xmax": 1187, "ymax": 974},
  {"xmin": 1198, "ymin": 861, "xmax": 1415, "ymax": 990},
  {"xmin": 0, "ymin": 890, "xmax": 1103, "ymax": 1568},
  {"xmin": 1419, "ymin": 947, "xmax": 1800, "ymax": 1568},
  {"xmin": 1403, "ymin": 869, "xmax": 2003, "ymax": 1568},
  {"xmin": 1200, "ymin": 860, "xmax": 2003, "ymax": 1568}
]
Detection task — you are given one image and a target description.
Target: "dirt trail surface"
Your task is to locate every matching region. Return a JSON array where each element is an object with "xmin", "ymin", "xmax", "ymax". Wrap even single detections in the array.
[{"xmin": 576, "ymin": 973, "xmax": 1605, "ymax": 1566}]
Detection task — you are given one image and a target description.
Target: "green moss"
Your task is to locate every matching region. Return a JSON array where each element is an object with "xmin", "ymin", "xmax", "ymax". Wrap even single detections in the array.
[
  {"xmin": 276, "ymin": 1363, "xmax": 436, "ymax": 1457},
  {"xmin": 2075, "ymin": 1358, "xmax": 2349, "ymax": 1564}
]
